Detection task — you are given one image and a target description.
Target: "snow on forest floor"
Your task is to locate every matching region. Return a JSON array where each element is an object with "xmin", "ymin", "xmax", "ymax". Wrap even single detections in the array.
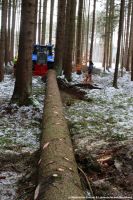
[
  {"xmin": 0, "ymin": 76, "xmax": 45, "ymax": 200},
  {"xmin": 67, "ymin": 71, "xmax": 133, "ymax": 147},
  {"xmin": 65, "ymin": 71, "xmax": 133, "ymax": 198},
  {"xmin": 0, "ymin": 70, "xmax": 133, "ymax": 199}
]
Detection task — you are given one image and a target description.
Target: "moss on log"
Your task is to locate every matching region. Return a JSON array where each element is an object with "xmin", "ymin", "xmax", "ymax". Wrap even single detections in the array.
[{"xmin": 37, "ymin": 70, "xmax": 84, "ymax": 200}]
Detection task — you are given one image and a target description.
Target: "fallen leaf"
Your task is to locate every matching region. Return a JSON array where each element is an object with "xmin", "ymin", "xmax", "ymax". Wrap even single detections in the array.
[
  {"xmin": 34, "ymin": 184, "xmax": 40, "ymax": 200},
  {"xmin": 97, "ymin": 155, "xmax": 112, "ymax": 163},
  {"xmin": 64, "ymin": 157, "xmax": 69, "ymax": 161},
  {"xmin": 38, "ymin": 159, "xmax": 42, "ymax": 165},
  {"xmin": 58, "ymin": 168, "xmax": 64, "ymax": 172},
  {"xmin": 54, "ymin": 111, "xmax": 58, "ymax": 114},
  {"xmin": 53, "ymin": 174, "xmax": 58, "ymax": 177},
  {"xmin": 43, "ymin": 142, "xmax": 50, "ymax": 149},
  {"xmin": 56, "ymin": 122, "xmax": 60, "ymax": 125},
  {"xmin": 69, "ymin": 168, "xmax": 73, "ymax": 171}
]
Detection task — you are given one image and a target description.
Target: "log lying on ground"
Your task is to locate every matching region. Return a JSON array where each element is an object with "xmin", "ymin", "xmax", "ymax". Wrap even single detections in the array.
[
  {"xmin": 36, "ymin": 70, "xmax": 84, "ymax": 200},
  {"xmin": 57, "ymin": 77, "xmax": 101, "ymax": 100}
]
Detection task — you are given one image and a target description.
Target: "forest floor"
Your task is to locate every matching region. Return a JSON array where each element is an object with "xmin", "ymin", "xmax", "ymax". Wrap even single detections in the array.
[{"xmin": 0, "ymin": 69, "xmax": 133, "ymax": 200}]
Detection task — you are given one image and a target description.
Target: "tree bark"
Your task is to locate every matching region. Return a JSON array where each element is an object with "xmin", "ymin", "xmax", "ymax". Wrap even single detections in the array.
[
  {"xmin": 102, "ymin": 0, "xmax": 109, "ymax": 71},
  {"xmin": 37, "ymin": 69, "xmax": 84, "ymax": 200},
  {"xmin": 54, "ymin": 0, "xmax": 66, "ymax": 75},
  {"xmin": 38, "ymin": 0, "xmax": 42, "ymax": 44},
  {"xmin": 108, "ymin": 0, "xmax": 114, "ymax": 68},
  {"xmin": 63, "ymin": 0, "xmax": 76, "ymax": 81},
  {"xmin": 49, "ymin": 0, "xmax": 55, "ymax": 44},
  {"xmin": 126, "ymin": 0, "xmax": 133, "ymax": 72},
  {"xmin": 0, "ymin": 0, "xmax": 8, "ymax": 81},
  {"xmin": 85, "ymin": 0, "xmax": 90, "ymax": 67},
  {"xmin": 41, "ymin": 0, "xmax": 48, "ymax": 44},
  {"xmin": 113, "ymin": 0, "xmax": 125, "ymax": 88},
  {"xmin": 10, "ymin": 0, "xmax": 17, "ymax": 60},
  {"xmin": 34, "ymin": 0, "xmax": 38, "ymax": 43},
  {"xmin": 11, "ymin": 0, "xmax": 35, "ymax": 105},
  {"xmin": 124, "ymin": 0, "xmax": 131, "ymax": 71},
  {"xmin": 89, "ymin": 0, "xmax": 96, "ymax": 61},
  {"xmin": 76, "ymin": 0, "xmax": 84, "ymax": 67},
  {"xmin": 5, "ymin": 0, "xmax": 11, "ymax": 64},
  {"xmin": 131, "ymin": 46, "xmax": 133, "ymax": 81}
]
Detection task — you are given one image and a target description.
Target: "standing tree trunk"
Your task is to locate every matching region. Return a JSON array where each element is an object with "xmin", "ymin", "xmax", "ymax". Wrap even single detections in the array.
[
  {"xmin": 126, "ymin": 0, "xmax": 133, "ymax": 72},
  {"xmin": 54, "ymin": 0, "xmax": 66, "ymax": 75},
  {"xmin": 109, "ymin": 0, "xmax": 114, "ymax": 68},
  {"xmin": 130, "ymin": 1, "xmax": 133, "ymax": 80},
  {"xmin": 11, "ymin": 0, "xmax": 35, "ymax": 105},
  {"xmin": 85, "ymin": 0, "xmax": 90, "ymax": 67},
  {"xmin": 10, "ymin": 0, "xmax": 17, "ymax": 60},
  {"xmin": 0, "ymin": 0, "xmax": 8, "ymax": 81},
  {"xmin": 81, "ymin": 0, "xmax": 86, "ymax": 62},
  {"xmin": 124, "ymin": 0, "xmax": 131, "ymax": 71},
  {"xmin": 34, "ymin": 0, "xmax": 38, "ymax": 43},
  {"xmin": 5, "ymin": 0, "xmax": 11, "ymax": 65},
  {"xmin": 76, "ymin": 0, "xmax": 83, "ymax": 73},
  {"xmin": 113, "ymin": 0, "xmax": 125, "ymax": 88},
  {"xmin": 89, "ymin": 0, "xmax": 96, "ymax": 61},
  {"xmin": 38, "ymin": 0, "xmax": 42, "ymax": 44},
  {"xmin": 63, "ymin": 0, "xmax": 77, "ymax": 81},
  {"xmin": 41, "ymin": 0, "xmax": 48, "ymax": 44},
  {"xmin": 49, "ymin": 0, "xmax": 55, "ymax": 44},
  {"xmin": 102, "ymin": 0, "xmax": 109, "ymax": 71},
  {"xmin": 106, "ymin": 0, "xmax": 111, "ymax": 70},
  {"xmin": 131, "ymin": 44, "xmax": 133, "ymax": 81}
]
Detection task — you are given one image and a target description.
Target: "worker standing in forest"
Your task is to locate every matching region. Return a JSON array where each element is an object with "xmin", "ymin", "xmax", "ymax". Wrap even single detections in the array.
[{"xmin": 84, "ymin": 60, "xmax": 94, "ymax": 83}]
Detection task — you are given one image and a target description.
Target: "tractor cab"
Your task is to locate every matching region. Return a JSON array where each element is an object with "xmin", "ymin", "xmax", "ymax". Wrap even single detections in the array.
[
  {"xmin": 47, "ymin": 44, "xmax": 54, "ymax": 69},
  {"xmin": 32, "ymin": 44, "xmax": 54, "ymax": 76}
]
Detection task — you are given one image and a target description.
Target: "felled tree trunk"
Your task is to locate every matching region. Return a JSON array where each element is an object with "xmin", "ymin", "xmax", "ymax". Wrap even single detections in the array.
[
  {"xmin": 57, "ymin": 77, "xmax": 101, "ymax": 100},
  {"xmin": 37, "ymin": 70, "xmax": 84, "ymax": 200}
]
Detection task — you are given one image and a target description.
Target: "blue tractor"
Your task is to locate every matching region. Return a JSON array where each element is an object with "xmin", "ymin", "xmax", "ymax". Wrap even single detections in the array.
[{"xmin": 32, "ymin": 44, "xmax": 54, "ymax": 76}]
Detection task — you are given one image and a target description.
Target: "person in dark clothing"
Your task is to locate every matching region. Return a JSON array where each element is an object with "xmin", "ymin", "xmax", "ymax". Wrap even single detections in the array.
[{"xmin": 87, "ymin": 60, "xmax": 94, "ymax": 82}]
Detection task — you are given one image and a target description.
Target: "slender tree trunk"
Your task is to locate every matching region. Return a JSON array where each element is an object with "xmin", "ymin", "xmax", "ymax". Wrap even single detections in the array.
[
  {"xmin": 11, "ymin": 0, "xmax": 35, "ymax": 105},
  {"xmin": 120, "ymin": 31, "xmax": 125, "ymax": 77},
  {"xmin": 81, "ymin": 0, "xmax": 86, "ymax": 61},
  {"xmin": 85, "ymin": 0, "xmax": 90, "ymax": 67},
  {"xmin": 10, "ymin": 0, "xmax": 17, "ymax": 60},
  {"xmin": 120, "ymin": 7, "xmax": 127, "ymax": 74},
  {"xmin": 34, "ymin": 0, "xmax": 38, "ymax": 43},
  {"xmin": 109, "ymin": 0, "xmax": 114, "ymax": 68},
  {"xmin": 49, "ymin": 0, "xmax": 55, "ymax": 44},
  {"xmin": 41, "ymin": 0, "xmax": 48, "ymax": 44},
  {"xmin": 130, "ymin": 1, "xmax": 133, "ymax": 80},
  {"xmin": 106, "ymin": 0, "xmax": 114, "ymax": 69},
  {"xmin": 126, "ymin": 0, "xmax": 133, "ymax": 71},
  {"xmin": 102, "ymin": 0, "xmax": 109, "ymax": 71},
  {"xmin": 63, "ymin": 0, "xmax": 77, "ymax": 81},
  {"xmin": 0, "ymin": 0, "xmax": 8, "ymax": 81},
  {"xmin": 5, "ymin": 0, "xmax": 11, "ymax": 64},
  {"xmin": 63, "ymin": 0, "xmax": 71, "ymax": 71},
  {"xmin": 113, "ymin": 0, "xmax": 125, "ymax": 88},
  {"xmin": 76, "ymin": 0, "xmax": 83, "ymax": 74},
  {"xmin": 131, "ymin": 44, "xmax": 133, "ymax": 81},
  {"xmin": 54, "ymin": 0, "xmax": 66, "ymax": 75},
  {"xmin": 38, "ymin": 0, "xmax": 42, "ymax": 44},
  {"xmin": 124, "ymin": 0, "xmax": 131, "ymax": 71},
  {"xmin": 89, "ymin": 0, "xmax": 96, "ymax": 61}
]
